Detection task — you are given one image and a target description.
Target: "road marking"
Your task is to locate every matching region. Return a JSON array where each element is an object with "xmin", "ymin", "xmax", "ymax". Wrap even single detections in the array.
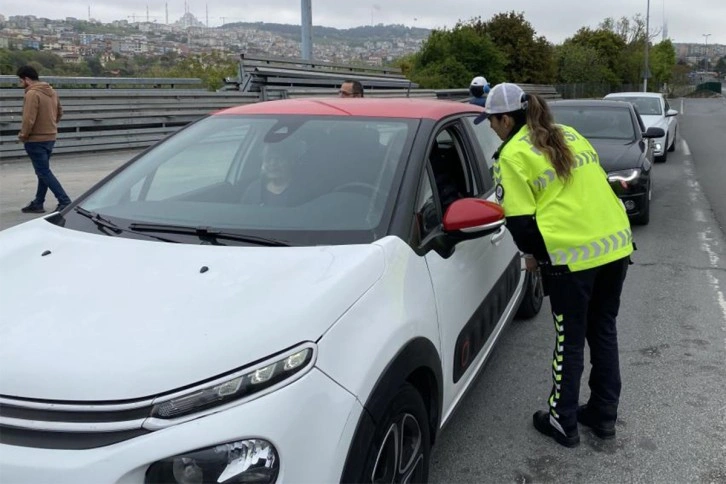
[{"xmin": 683, "ymin": 146, "xmax": 726, "ymax": 344}]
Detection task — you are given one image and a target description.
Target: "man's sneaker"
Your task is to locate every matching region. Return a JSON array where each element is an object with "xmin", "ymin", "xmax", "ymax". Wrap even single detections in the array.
[
  {"xmin": 532, "ymin": 410, "xmax": 580, "ymax": 448},
  {"xmin": 55, "ymin": 203, "xmax": 70, "ymax": 212},
  {"xmin": 577, "ymin": 405, "xmax": 616, "ymax": 439},
  {"xmin": 21, "ymin": 202, "xmax": 45, "ymax": 214}
]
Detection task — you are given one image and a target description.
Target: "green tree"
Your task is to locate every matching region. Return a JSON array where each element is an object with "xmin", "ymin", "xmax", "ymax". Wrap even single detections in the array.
[
  {"xmin": 714, "ymin": 56, "xmax": 726, "ymax": 76},
  {"xmin": 85, "ymin": 56, "xmax": 104, "ymax": 76},
  {"xmin": 163, "ymin": 53, "xmax": 239, "ymax": 91},
  {"xmin": 555, "ymin": 43, "xmax": 613, "ymax": 85},
  {"xmin": 598, "ymin": 15, "xmax": 655, "ymax": 87},
  {"xmin": 649, "ymin": 39, "xmax": 676, "ymax": 88},
  {"xmin": 563, "ymin": 28, "xmax": 624, "ymax": 84},
  {"xmin": 405, "ymin": 24, "xmax": 506, "ymax": 89},
  {"xmin": 471, "ymin": 12, "xmax": 556, "ymax": 83}
]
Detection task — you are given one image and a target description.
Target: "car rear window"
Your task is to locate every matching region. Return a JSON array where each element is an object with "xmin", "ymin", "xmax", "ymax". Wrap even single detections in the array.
[{"xmin": 550, "ymin": 106, "xmax": 636, "ymax": 140}]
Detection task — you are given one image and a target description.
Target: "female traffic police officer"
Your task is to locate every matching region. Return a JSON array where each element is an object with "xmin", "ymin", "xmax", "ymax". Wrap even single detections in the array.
[{"xmin": 473, "ymin": 83, "xmax": 633, "ymax": 448}]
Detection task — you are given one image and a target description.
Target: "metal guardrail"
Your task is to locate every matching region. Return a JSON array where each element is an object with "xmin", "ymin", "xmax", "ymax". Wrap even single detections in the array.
[
  {"xmin": 0, "ymin": 75, "xmax": 204, "ymax": 89},
  {"xmin": 0, "ymin": 79, "xmax": 561, "ymax": 161},
  {"xmin": 232, "ymin": 53, "xmax": 417, "ymax": 93}
]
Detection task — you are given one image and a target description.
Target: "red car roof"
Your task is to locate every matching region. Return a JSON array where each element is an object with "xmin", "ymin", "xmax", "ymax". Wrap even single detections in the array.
[{"xmin": 214, "ymin": 98, "xmax": 483, "ymax": 120}]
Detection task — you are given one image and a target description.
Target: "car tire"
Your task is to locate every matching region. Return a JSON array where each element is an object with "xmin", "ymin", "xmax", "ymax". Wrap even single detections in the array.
[
  {"xmin": 631, "ymin": 182, "xmax": 651, "ymax": 226},
  {"xmin": 515, "ymin": 269, "xmax": 544, "ymax": 319},
  {"xmin": 344, "ymin": 383, "xmax": 431, "ymax": 483},
  {"xmin": 656, "ymin": 137, "xmax": 668, "ymax": 163},
  {"xmin": 668, "ymin": 128, "xmax": 677, "ymax": 152}
]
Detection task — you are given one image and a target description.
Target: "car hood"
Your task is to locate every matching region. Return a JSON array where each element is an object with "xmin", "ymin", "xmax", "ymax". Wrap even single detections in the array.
[
  {"xmin": 638, "ymin": 114, "xmax": 667, "ymax": 131},
  {"xmin": 590, "ymin": 139, "xmax": 644, "ymax": 172},
  {"xmin": 0, "ymin": 219, "xmax": 385, "ymax": 401}
]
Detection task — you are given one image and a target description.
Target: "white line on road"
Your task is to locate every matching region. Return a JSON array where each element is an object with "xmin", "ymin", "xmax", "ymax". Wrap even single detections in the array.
[{"xmin": 682, "ymin": 146, "xmax": 726, "ymax": 344}]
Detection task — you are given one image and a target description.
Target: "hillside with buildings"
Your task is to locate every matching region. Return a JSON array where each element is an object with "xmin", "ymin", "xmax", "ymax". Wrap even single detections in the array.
[{"xmin": 0, "ymin": 13, "xmax": 429, "ymax": 72}]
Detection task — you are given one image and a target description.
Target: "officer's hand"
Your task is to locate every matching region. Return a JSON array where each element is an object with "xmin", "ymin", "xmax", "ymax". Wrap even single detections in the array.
[{"xmin": 524, "ymin": 254, "xmax": 538, "ymax": 273}]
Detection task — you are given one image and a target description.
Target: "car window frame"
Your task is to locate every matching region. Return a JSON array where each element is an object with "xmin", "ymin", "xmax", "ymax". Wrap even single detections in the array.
[
  {"xmin": 461, "ymin": 115, "xmax": 497, "ymax": 195},
  {"xmin": 408, "ymin": 116, "xmax": 492, "ymax": 256}
]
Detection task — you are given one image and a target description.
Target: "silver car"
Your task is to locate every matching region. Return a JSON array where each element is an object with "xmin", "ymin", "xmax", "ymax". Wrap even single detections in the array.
[{"xmin": 603, "ymin": 92, "xmax": 679, "ymax": 163}]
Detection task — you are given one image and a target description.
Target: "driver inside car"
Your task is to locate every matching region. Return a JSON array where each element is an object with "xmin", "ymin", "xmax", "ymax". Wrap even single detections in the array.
[{"xmin": 242, "ymin": 143, "xmax": 299, "ymax": 207}]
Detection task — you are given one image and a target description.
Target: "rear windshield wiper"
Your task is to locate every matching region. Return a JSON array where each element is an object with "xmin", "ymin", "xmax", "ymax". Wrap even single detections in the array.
[
  {"xmin": 127, "ymin": 223, "xmax": 290, "ymax": 247},
  {"xmin": 74, "ymin": 207, "xmax": 177, "ymax": 243}
]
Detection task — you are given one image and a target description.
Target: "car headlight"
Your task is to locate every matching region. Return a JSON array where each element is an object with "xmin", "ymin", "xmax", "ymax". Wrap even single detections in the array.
[
  {"xmin": 149, "ymin": 344, "xmax": 315, "ymax": 422},
  {"xmin": 607, "ymin": 169, "xmax": 641, "ymax": 183},
  {"xmin": 145, "ymin": 439, "xmax": 279, "ymax": 484},
  {"xmin": 654, "ymin": 142, "xmax": 663, "ymax": 151}
]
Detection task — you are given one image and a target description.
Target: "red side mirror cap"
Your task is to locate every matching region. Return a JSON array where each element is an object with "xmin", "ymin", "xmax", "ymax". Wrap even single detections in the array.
[{"xmin": 443, "ymin": 198, "xmax": 505, "ymax": 232}]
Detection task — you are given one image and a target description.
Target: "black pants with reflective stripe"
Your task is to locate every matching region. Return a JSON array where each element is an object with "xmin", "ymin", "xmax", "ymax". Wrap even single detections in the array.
[{"xmin": 544, "ymin": 256, "xmax": 629, "ymax": 433}]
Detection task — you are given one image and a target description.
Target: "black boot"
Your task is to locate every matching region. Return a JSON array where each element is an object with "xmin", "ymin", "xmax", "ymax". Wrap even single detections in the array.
[
  {"xmin": 532, "ymin": 410, "xmax": 580, "ymax": 448},
  {"xmin": 577, "ymin": 405, "xmax": 616, "ymax": 439}
]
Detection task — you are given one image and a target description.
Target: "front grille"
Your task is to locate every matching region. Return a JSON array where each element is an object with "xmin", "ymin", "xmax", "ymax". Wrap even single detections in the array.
[
  {"xmin": 0, "ymin": 426, "xmax": 151, "ymax": 450},
  {"xmin": 0, "ymin": 396, "xmax": 155, "ymax": 450},
  {"xmin": 0, "ymin": 403, "xmax": 152, "ymax": 423}
]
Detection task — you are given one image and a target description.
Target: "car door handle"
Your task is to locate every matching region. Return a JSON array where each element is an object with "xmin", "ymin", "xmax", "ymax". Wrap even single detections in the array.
[{"xmin": 491, "ymin": 226, "xmax": 506, "ymax": 244}]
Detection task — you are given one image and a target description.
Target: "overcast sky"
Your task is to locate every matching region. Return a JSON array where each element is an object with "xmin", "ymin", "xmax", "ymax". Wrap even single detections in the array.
[{"xmin": 2, "ymin": 0, "xmax": 725, "ymax": 45}]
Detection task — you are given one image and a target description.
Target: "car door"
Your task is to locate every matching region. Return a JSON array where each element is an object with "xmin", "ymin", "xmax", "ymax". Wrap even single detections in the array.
[
  {"xmin": 416, "ymin": 120, "xmax": 521, "ymax": 420},
  {"xmin": 662, "ymin": 96, "xmax": 677, "ymax": 142}
]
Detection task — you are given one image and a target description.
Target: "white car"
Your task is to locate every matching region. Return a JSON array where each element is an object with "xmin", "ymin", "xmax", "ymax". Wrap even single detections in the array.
[
  {"xmin": 603, "ymin": 92, "xmax": 679, "ymax": 162},
  {"xmin": 0, "ymin": 99, "xmax": 542, "ymax": 483}
]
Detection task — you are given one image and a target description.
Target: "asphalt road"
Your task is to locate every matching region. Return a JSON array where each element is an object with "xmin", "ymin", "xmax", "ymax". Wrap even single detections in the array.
[
  {"xmin": 429, "ymin": 97, "xmax": 726, "ymax": 484},
  {"xmin": 0, "ymin": 99, "xmax": 724, "ymax": 483}
]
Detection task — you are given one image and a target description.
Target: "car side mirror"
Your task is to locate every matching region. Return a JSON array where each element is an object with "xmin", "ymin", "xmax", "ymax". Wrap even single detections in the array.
[
  {"xmin": 643, "ymin": 127, "xmax": 665, "ymax": 138},
  {"xmin": 443, "ymin": 198, "xmax": 505, "ymax": 237},
  {"xmin": 666, "ymin": 109, "xmax": 678, "ymax": 117}
]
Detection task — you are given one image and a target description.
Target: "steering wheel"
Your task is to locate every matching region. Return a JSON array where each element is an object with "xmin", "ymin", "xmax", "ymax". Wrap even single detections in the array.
[{"xmin": 332, "ymin": 182, "xmax": 379, "ymax": 196}]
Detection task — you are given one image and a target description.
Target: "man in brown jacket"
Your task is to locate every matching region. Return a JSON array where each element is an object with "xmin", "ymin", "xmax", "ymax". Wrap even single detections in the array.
[{"xmin": 17, "ymin": 65, "xmax": 72, "ymax": 213}]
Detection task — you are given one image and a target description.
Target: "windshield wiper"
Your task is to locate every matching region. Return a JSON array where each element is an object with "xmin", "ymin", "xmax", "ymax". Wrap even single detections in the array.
[
  {"xmin": 74, "ymin": 207, "xmax": 123, "ymax": 234},
  {"xmin": 127, "ymin": 223, "xmax": 290, "ymax": 247},
  {"xmin": 74, "ymin": 207, "xmax": 177, "ymax": 243}
]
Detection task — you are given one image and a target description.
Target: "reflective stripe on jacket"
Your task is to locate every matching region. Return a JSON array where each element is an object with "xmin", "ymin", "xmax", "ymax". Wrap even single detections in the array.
[{"xmin": 494, "ymin": 124, "xmax": 633, "ymax": 272}]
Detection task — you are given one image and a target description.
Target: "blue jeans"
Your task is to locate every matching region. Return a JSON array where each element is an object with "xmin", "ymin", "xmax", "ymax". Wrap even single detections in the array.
[{"xmin": 24, "ymin": 141, "xmax": 71, "ymax": 206}]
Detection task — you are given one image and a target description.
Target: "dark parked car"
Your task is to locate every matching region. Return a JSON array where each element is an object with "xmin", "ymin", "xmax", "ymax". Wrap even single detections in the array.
[{"xmin": 549, "ymin": 100, "xmax": 665, "ymax": 225}]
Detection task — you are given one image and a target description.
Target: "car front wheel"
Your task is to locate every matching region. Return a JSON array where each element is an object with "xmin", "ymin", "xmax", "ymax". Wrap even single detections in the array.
[
  {"xmin": 656, "ymin": 137, "xmax": 668, "ymax": 163},
  {"xmin": 516, "ymin": 269, "xmax": 544, "ymax": 319},
  {"xmin": 668, "ymin": 128, "xmax": 677, "ymax": 152},
  {"xmin": 346, "ymin": 383, "xmax": 431, "ymax": 483}
]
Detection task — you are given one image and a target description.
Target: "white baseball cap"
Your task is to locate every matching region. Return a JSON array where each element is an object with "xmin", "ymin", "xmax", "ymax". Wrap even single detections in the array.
[
  {"xmin": 473, "ymin": 82, "xmax": 527, "ymax": 125},
  {"xmin": 470, "ymin": 76, "xmax": 488, "ymax": 87}
]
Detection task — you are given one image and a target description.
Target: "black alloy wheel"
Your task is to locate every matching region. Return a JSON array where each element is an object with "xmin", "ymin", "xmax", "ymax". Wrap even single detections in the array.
[
  {"xmin": 516, "ymin": 269, "xmax": 544, "ymax": 319},
  {"xmin": 355, "ymin": 383, "xmax": 431, "ymax": 483}
]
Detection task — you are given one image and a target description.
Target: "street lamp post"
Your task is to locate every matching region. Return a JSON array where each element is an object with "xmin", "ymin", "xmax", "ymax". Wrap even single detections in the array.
[
  {"xmin": 702, "ymin": 33, "xmax": 711, "ymax": 72},
  {"xmin": 643, "ymin": 0, "xmax": 650, "ymax": 92}
]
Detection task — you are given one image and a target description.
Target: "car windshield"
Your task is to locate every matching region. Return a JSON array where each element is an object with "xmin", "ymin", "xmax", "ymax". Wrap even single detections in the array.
[
  {"xmin": 550, "ymin": 106, "xmax": 636, "ymax": 140},
  {"xmin": 74, "ymin": 114, "xmax": 416, "ymax": 245},
  {"xmin": 606, "ymin": 96, "xmax": 662, "ymax": 116}
]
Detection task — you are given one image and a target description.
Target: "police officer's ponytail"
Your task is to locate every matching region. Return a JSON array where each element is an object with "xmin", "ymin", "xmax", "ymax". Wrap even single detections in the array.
[{"xmin": 523, "ymin": 94, "xmax": 576, "ymax": 182}]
